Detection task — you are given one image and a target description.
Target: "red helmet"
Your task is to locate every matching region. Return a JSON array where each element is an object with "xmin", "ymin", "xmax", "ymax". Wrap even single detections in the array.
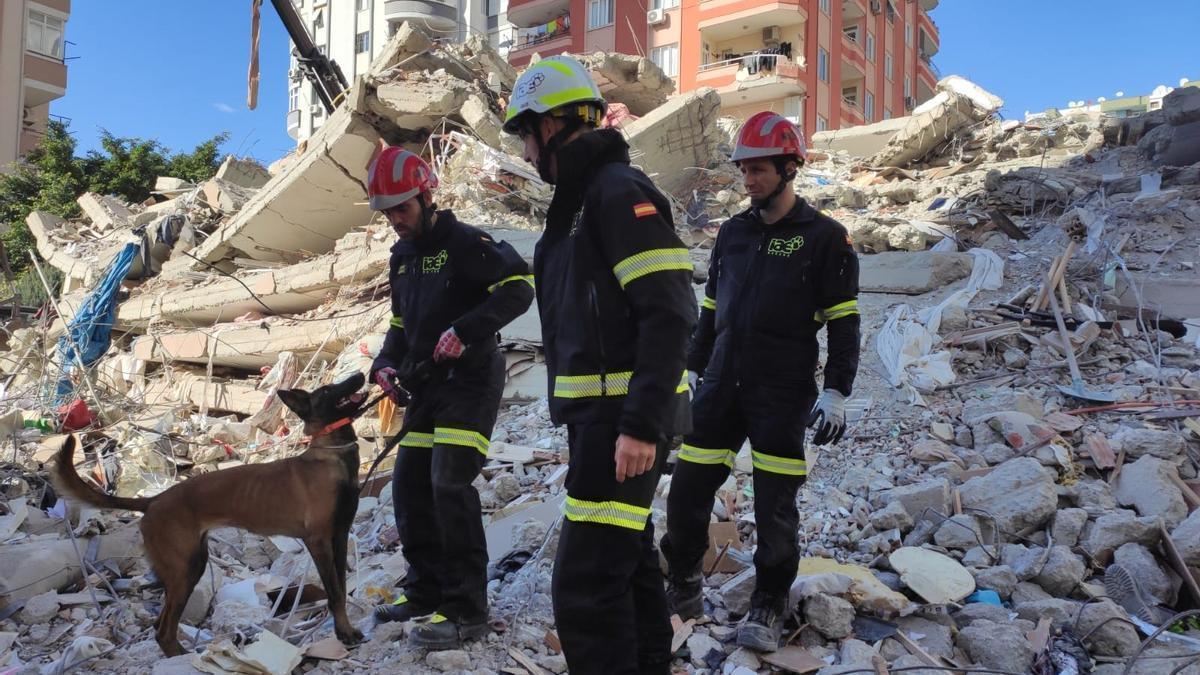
[
  {"xmin": 367, "ymin": 147, "xmax": 439, "ymax": 211},
  {"xmin": 730, "ymin": 111, "xmax": 807, "ymax": 163}
]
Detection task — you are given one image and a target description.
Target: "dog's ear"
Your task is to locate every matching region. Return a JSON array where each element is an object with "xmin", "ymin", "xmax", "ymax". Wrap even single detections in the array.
[{"xmin": 277, "ymin": 389, "xmax": 311, "ymax": 419}]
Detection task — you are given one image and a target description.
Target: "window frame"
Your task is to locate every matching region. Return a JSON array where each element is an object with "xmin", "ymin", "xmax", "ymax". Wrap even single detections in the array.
[
  {"xmin": 864, "ymin": 91, "xmax": 874, "ymax": 120},
  {"xmin": 817, "ymin": 47, "xmax": 829, "ymax": 83},
  {"xmin": 865, "ymin": 32, "xmax": 875, "ymax": 61},
  {"xmin": 25, "ymin": 9, "xmax": 65, "ymax": 60},
  {"xmin": 885, "ymin": 52, "xmax": 893, "ymax": 80},
  {"xmin": 587, "ymin": 0, "xmax": 614, "ymax": 29},
  {"xmin": 816, "ymin": 115, "xmax": 828, "ymax": 132},
  {"xmin": 355, "ymin": 31, "xmax": 370, "ymax": 54},
  {"xmin": 649, "ymin": 43, "xmax": 679, "ymax": 77}
]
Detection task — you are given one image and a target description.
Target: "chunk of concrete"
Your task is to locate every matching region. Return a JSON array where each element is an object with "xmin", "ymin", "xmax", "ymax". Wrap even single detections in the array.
[
  {"xmin": 215, "ymin": 155, "xmax": 271, "ymax": 189},
  {"xmin": 155, "ymin": 176, "xmax": 194, "ymax": 193},
  {"xmin": 956, "ymin": 619, "xmax": 1035, "ymax": 673},
  {"xmin": 804, "ymin": 593, "xmax": 854, "ymax": 639},
  {"xmin": 1083, "ymin": 510, "xmax": 1160, "ymax": 564},
  {"xmin": 0, "ymin": 525, "xmax": 142, "ymax": 604},
  {"xmin": 186, "ymin": 103, "xmax": 381, "ymax": 268},
  {"xmin": 811, "ymin": 117, "xmax": 909, "ymax": 158},
  {"xmin": 881, "ymin": 478, "xmax": 951, "ymax": 524},
  {"xmin": 1112, "ymin": 427, "xmax": 1187, "ymax": 460},
  {"xmin": 1112, "ymin": 455, "xmax": 1188, "ymax": 528},
  {"xmin": 76, "ymin": 192, "xmax": 133, "ymax": 232},
  {"xmin": 574, "ymin": 51, "xmax": 675, "ymax": 116},
  {"xmin": 933, "ymin": 514, "xmax": 983, "ymax": 550},
  {"xmin": 1114, "ymin": 543, "xmax": 1181, "ymax": 606},
  {"xmin": 625, "ymin": 88, "xmax": 722, "ymax": 199},
  {"xmin": 959, "ymin": 457, "xmax": 1058, "ymax": 534},
  {"xmin": 369, "ymin": 72, "xmax": 473, "ymax": 131},
  {"xmin": 1032, "ymin": 545, "xmax": 1087, "ymax": 596},
  {"xmin": 859, "ymin": 251, "xmax": 973, "ymax": 295},
  {"xmin": 461, "ymin": 93, "xmax": 522, "ymax": 156},
  {"xmin": 181, "ymin": 563, "xmax": 223, "ymax": 625},
  {"xmin": 1078, "ymin": 600, "xmax": 1141, "ymax": 657},
  {"xmin": 24, "ymin": 211, "xmax": 99, "ymax": 291},
  {"xmin": 1170, "ymin": 509, "xmax": 1200, "ymax": 567},
  {"xmin": 870, "ymin": 91, "xmax": 982, "ymax": 167}
]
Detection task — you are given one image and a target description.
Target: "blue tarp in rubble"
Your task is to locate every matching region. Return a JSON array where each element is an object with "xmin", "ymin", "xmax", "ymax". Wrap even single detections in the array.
[{"xmin": 56, "ymin": 241, "xmax": 139, "ymax": 397}]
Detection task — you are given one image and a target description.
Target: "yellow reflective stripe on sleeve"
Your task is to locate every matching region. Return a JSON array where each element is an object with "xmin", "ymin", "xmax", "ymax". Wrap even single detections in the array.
[
  {"xmin": 392, "ymin": 594, "xmax": 410, "ymax": 606},
  {"xmin": 390, "ymin": 315, "xmax": 404, "ymax": 328},
  {"xmin": 700, "ymin": 296, "xmax": 717, "ymax": 311},
  {"xmin": 487, "ymin": 274, "xmax": 535, "ymax": 293},
  {"xmin": 563, "ymin": 496, "xmax": 651, "ymax": 530},
  {"xmin": 815, "ymin": 299, "xmax": 859, "ymax": 323},
  {"xmin": 612, "ymin": 248, "xmax": 692, "ymax": 289},
  {"xmin": 399, "ymin": 431, "xmax": 435, "ymax": 448},
  {"xmin": 678, "ymin": 444, "xmax": 735, "ymax": 467},
  {"xmin": 553, "ymin": 371, "xmax": 633, "ymax": 398},
  {"xmin": 751, "ymin": 450, "xmax": 807, "ymax": 476},
  {"xmin": 675, "ymin": 370, "xmax": 689, "ymax": 394},
  {"xmin": 430, "ymin": 613, "xmax": 448, "ymax": 624},
  {"xmin": 433, "ymin": 427, "xmax": 490, "ymax": 455}
]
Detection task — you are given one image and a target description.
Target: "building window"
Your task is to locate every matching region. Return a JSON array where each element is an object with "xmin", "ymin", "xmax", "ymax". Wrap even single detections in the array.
[
  {"xmin": 652, "ymin": 0, "xmax": 680, "ymax": 8},
  {"xmin": 289, "ymin": 86, "xmax": 300, "ymax": 112},
  {"xmin": 865, "ymin": 32, "xmax": 875, "ymax": 61},
  {"xmin": 486, "ymin": 0, "xmax": 501, "ymax": 15},
  {"xmin": 817, "ymin": 47, "xmax": 829, "ymax": 83},
  {"xmin": 819, "ymin": 0, "xmax": 831, "ymax": 14},
  {"xmin": 904, "ymin": 74, "xmax": 911, "ymax": 98},
  {"xmin": 816, "ymin": 115, "xmax": 828, "ymax": 132},
  {"xmin": 864, "ymin": 91, "xmax": 874, "ymax": 120},
  {"xmin": 905, "ymin": 23, "xmax": 912, "ymax": 45},
  {"xmin": 26, "ymin": 10, "xmax": 65, "ymax": 60},
  {"xmin": 842, "ymin": 85, "xmax": 859, "ymax": 107},
  {"xmin": 842, "ymin": 24, "xmax": 859, "ymax": 43},
  {"xmin": 587, "ymin": 0, "xmax": 614, "ymax": 29},
  {"xmin": 885, "ymin": 52, "xmax": 892, "ymax": 80},
  {"xmin": 650, "ymin": 43, "xmax": 679, "ymax": 77},
  {"xmin": 356, "ymin": 0, "xmax": 369, "ymax": 10},
  {"xmin": 886, "ymin": 0, "xmax": 896, "ymax": 23},
  {"xmin": 883, "ymin": 107, "xmax": 892, "ymax": 120},
  {"xmin": 355, "ymin": 32, "xmax": 370, "ymax": 53}
]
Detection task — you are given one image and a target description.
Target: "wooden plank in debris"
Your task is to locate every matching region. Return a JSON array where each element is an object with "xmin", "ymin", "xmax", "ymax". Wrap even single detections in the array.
[
  {"xmin": 670, "ymin": 617, "xmax": 695, "ymax": 654},
  {"xmin": 871, "ymin": 653, "xmax": 890, "ymax": 675},
  {"xmin": 1160, "ymin": 523, "xmax": 1200, "ymax": 607},
  {"xmin": 760, "ymin": 646, "xmax": 827, "ymax": 674},
  {"xmin": 1026, "ymin": 617, "xmax": 1052, "ymax": 653},
  {"xmin": 1107, "ymin": 447, "xmax": 1127, "ymax": 484},
  {"xmin": 1168, "ymin": 473, "xmax": 1200, "ymax": 511},
  {"xmin": 703, "ymin": 521, "xmax": 744, "ymax": 574},
  {"xmin": 1082, "ymin": 433, "xmax": 1117, "ymax": 470},
  {"xmin": 892, "ymin": 631, "xmax": 953, "ymax": 671},
  {"xmin": 947, "ymin": 321, "xmax": 1022, "ymax": 346},
  {"xmin": 508, "ymin": 647, "xmax": 548, "ymax": 675},
  {"xmin": 543, "ymin": 630, "xmax": 561, "ymax": 654}
]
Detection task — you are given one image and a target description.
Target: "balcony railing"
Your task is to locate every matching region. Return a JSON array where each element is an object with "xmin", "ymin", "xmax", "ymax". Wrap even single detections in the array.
[
  {"xmin": 700, "ymin": 51, "xmax": 803, "ymax": 76},
  {"xmin": 919, "ymin": 52, "xmax": 941, "ymax": 79},
  {"xmin": 512, "ymin": 14, "xmax": 571, "ymax": 50}
]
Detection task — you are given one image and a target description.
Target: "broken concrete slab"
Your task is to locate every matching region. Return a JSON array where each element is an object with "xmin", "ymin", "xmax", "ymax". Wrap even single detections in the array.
[
  {"xmin": 24, "ymin": 210, "xmax": 113, "ymax": 292},
  {"xmin": 462, "ymin": 94, "xmax": 523, "ymax": 156},
  {"xmin": 959, "ymin": 457, "xmax": 1058, "ymax": 534},
  {"xmin": 199, "ymin": 178, "xmax": 257, "ymax": 215},
  {"xmin": 625, "ymin": 88, "xmax": 722, "ymax": 198},
  {"xmin": 870, "ymin": 91, "xmax": 986, "ymax": 168},
  {"xmin": 369, "ymin": 71, "xmax": 474, "ymax": 133},
  {"xmin": 859, "ymin": 251, "xmax": 973, "ymax": 294},
  {"xmin": 573, "ymin": 51, "xmax": 675, "ymax": 116},
  {"xmin": 77, "ymin": 192, "xmax": 134, "ymax": 232},
  {"xmin": 889, "ymin": 546, "xmax": 975, "ymax": 604},
  {"xmin": 811, "ymin": 117, "xmax": 910, "ymax": 158},
  {"xmin": 215, "ymin": 155, "xmax": 271, "ymax": 189},
  {"xmin": 0, "ymin": 525, "xmax": 142, "ymax": 604},
  {"xmin": 185, "ymin": 102, "xmax": 381, "ymax": 268},
  {"xmin": 1112, "ymin": 455, "xmax": 1188, "ymax": 528},
  {"xmin": 1115, "ymin": 272, "xmax": 1200, "ymax": 321}
]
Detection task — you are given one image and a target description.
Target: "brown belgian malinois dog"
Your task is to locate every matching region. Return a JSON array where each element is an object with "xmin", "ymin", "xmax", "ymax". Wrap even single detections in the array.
[{"xmin": 52, "ymin": 373, "xmax": 369, "ymax": 656}]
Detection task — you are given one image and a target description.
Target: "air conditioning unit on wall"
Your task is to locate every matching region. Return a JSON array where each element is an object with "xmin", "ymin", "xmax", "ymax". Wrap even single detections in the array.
[
  {"xmin": 870, "ymin": 0, "xmax": 882, "ymax": 14},
  {"xmin": 647, "ymin": 8, "xmax": 666, "ymax": 25},
  {"xmin": 762, "ymin": 25, "xmax": 781, "ymax": 43}
]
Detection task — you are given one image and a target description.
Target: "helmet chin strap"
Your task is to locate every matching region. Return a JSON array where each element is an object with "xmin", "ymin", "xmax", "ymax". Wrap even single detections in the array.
[
  {"xmin": 750, "ymin": 158, "xmax": 798, "ymax": 213},
  {"xmin": 414, "ymin": 194, "xmax": 436, "ymax": 239},
  {"xmin": 534, "ymin": 117, "xmax": 582, "ymax": 184}
]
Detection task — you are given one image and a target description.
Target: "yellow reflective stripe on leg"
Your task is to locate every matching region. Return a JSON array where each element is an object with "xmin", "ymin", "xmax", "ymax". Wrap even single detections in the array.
[
  {"xmin": 487, "ymin": 274, "xmax": 535, "ymax": 293},
  {"xmin": 676, "ymin": 370, "xmax": 690, "ymax": 394},
  {"xmin": 399, "ymin": 431, "xmax": 435, "ymax": 448},
  {"xmin": 612, "ymin": 248, "xmax": 692, "ymax": 288},
  {"xmin": 700, "ymin": 296, "xmax": 717, "ymax": 311},
  {"xmin": 429, "ymin": 613, "xmax": 448, "ymax": 624},
  {"xmin": 751, "ymin": 450, "xmax": 807, "ymax": 476},
  {"xmin": 563, "ymin": 496, "xmax": 651, "ymax": 530},
  {"xmin": 392, "ymin": 594, "xmax": 409, "ymax": 605},
  {"xmin": 815, "ymin": 299, "xmax": 859, "ymax": 323},
  {"xmin": 678, "ymin": 444, "xmax": 734, "ymax": 467},
  {"xmin": 434, "ymin": 427, "xmax": 490, "ymax": 455},
  {"xmin": 390, "ymin": 315, "xmax": 404, "ymax": 328}
]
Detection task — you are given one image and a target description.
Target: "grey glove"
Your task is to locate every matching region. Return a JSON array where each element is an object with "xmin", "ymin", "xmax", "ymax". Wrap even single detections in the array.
[
  {"xmin": 687, "ymin": 370, "xmax": 700, "ymax": 398},
  {"xmin": 807, "ymin": 389, "xmax": 847, "ymax": 446}
]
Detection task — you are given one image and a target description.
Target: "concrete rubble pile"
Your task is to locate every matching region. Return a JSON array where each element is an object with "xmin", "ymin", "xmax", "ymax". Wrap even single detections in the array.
[{"xmin": 2, "ymin": 19, "xmax": 1200, "ymax": 671}]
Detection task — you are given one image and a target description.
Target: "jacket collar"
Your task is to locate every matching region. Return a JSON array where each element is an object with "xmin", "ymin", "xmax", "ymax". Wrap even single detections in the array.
[
  {"xmin": 392, "ymin": 209, "xmax": 456, "ymax": 255},
  {"xmin": 546, "ymin": 129, "xmax": 630, "ymax": 226},
  {"xmin": 745, "ymin": 197, "xmax": 818, "ymax": 229}
]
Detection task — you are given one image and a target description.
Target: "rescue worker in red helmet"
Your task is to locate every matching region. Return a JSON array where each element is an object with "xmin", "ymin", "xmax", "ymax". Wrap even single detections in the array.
[
  {"xmin": 504, "ymin": 56, "xmax": 696, "ymax": 674},
  {"xmin": 367, "ymin": 145, "xmax": 534, "ymax": 650},
  {"xmin": 660, "ymin": 112, "xmax": 861, "ymax": 652}
]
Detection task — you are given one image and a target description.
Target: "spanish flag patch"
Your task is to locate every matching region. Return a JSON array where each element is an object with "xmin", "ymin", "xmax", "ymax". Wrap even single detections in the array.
[{"xmin": 633, "ymin": 202, "xmax": 658, "ymax": 218}]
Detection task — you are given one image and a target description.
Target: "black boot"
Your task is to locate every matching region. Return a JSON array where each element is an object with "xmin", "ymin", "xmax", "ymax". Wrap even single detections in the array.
[
  {"xmin": 736, "ymin": 594, "xmax": 786, "ymax": 652},
  {"xmin": 408, "ymin": 613, "xmax": 489, "ymax": 650},
  {"xmin": 666, "ymin": 572, "xmax": 703, "ymax": 620},
  {"xmin": 373, "ymin": 593, "xmax": 436, "ymax": 623}
]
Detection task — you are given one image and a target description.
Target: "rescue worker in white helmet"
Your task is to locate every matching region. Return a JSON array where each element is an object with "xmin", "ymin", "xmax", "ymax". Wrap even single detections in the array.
[
  {"xmin": 503, "ymin": 56, "xmax": 696, "ymax": 674},
  {"xmin": 660, "ymin": 111, "xmax": 861, "ymax": 652},
  {"xmin": 367, "ymin": 145, "xmax": 534, "ymax": 650}
]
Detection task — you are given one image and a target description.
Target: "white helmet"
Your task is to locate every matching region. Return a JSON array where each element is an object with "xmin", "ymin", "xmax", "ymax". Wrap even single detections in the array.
[{"xmin": 503, "ymin": 56, "xmax": 606, "ymax": 135}]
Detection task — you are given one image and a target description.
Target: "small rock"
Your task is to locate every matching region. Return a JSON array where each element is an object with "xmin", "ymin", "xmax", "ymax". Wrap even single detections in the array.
[
  {"xmin": 979, "ymin": 442, "xmax": 1016, "ymax": 465},
  {"xmin": 1003, "ymin": 348, "xmax": 1030, "ymax": 368},
  {"xmin": 182, "ymin": 563, "xmax": 223, "ymax": 625},
  {"xmin": 686, "ymin": 633, "xmax": 722, "ymax": 667},
  {"xmin": 973, "ymin": 566, "xmax": 1018, "ymax": 598},
  {"xmin": 1171, "ymin": 509, "xmax": 1200, "ymax": 567},
  {"xmin": 513, "ymin": 518, "xmax": 549, "ymax": 552},
  {"xmin": 538, "ymin": 654, "xmax": 567, "ymax": 674},
  {"xmin": 1112, "ymin": 455, "xmax": 1188, "ymax": 527},
  {"xmin": 839, "ymin": 639, "xmax": 874, "ymax": 665},
  {"xmin": 725, "ymin": 647, "xmax": 761, "ymax": 669},
  {"xmin": 427, "ymin": 649, "xmax": 473, "ymax": 671},
  {"xmin": 838, "ymin": 466, "xmax": 893, "ymax": 496},
  {"xmin": 1033, "ymin": 545, "xmax": 1087, "ymax": 596},
  {"xmin": 1014, "ymin": 598, "xmax": 1083, "ymax": 629},
  {"xmin": 953, "ymin": 602, "xmax": 1013, "ymax": 627},
  {"xmin": 1078, "ymin": 600, "xmax": 1141, "ymax": 656},
  {"xmin": 1114, "ymin": 543, "xmax": 1181, "ymax": 605},
  {"xmin": 1051, "ymin": 508, "xmax": 1089, "ymax": 548},
  {"xmin": 896, "ymin": 617, "xmax": 954, "ymax": 659},
  {"xmin": 1065, "ymin": 479, "xmax": 1119, "ymax": 518},
  {"xmin": 891, "ymin": 654, "xmax": 946, "ymax": 675},
  {"xmin": 491, "ymin": 474, "xmax": 522, "ymax": 503},
  {"xmin": 804, "ymin": 593, "xmax": 855, "ymax": 639},
  {"xmin": 882, "ymin": 478, "xmax": 951, "ymax": 524},
  {"xmin": 956, "ymin": 619, "xmax": 1035, "ymax": 673},
  {"xmin": 869, "ymin": 501, "xmax": 914, "ymax": 533},
  {"xmin": 1113, "ymin": 427, "xmax": 1185, "ymax": 460},
  {"xmin": 931, "ymin": 422, "xmax": 955, "ymax": 443},
  {"xmin": 961, "ymin": 390, "xmax": 1043, "ymax": 424},
  {"xmin": 17, "ymin": 591, "xmax": 59, "ymax": 625},
  {"xmin": 1011, "ymin": 581, "xmax": 1053, "ymax": 604},
  {"xmin": 719, "ymin": 568, "xmax": 756, "ymax": 616},
  {"xmin": 933, "ymin": 514, "xmax": 983, "ymax": 550},
  {"xmin": 1009, "ymin": 545, "xmax": 1050, "ymax": 580}
]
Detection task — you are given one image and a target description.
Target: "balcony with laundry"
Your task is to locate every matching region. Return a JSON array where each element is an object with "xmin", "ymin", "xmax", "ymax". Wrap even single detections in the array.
[
  {"xmin": 506, "ymin": 14, "xmax": 572, "ymax": 62},
  {"xmin": 697, "ymin": 24, "xmax": 806, "ymax": 107}
]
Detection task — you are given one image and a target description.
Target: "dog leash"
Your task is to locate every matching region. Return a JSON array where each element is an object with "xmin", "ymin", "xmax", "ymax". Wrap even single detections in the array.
[{"xmin": 355, "ymin": 358, "xmax": 439, "ymax": 496}]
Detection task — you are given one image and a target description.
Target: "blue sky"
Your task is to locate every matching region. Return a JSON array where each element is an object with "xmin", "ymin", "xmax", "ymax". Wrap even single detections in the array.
[{"xmin": 53, "ymin": 1, "xmax": 1199, "ymax": 164}]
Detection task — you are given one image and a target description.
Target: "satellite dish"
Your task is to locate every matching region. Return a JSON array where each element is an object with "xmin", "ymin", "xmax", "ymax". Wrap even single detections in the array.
[
  {"xmin": 1115, "ymin": 91, "xmax": 1124, "ymax": 97},
  {"xmin": 1182, "ymin": 77, "xmax": 1191, "ymax": 86},
  {"xmin": 1152, "ymin": 84, "xmax": 1170, "ymax": 96},
  {"xmin": 1098, "ymin": 96, "xmax": 1106, "ymax": 102}
]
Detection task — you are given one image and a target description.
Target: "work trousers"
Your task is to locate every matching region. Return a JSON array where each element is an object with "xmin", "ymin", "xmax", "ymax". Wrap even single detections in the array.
[
  {"xmin": 392, "ymin": 352, "xmax": 504, "ymax": 621},
  {"xmin": 662, "ymin": 380, "xmax": 815, "ymax": 601},
  {"xmin": 552, "ymin": 422, "xmax": 673, "ymax": 675}
]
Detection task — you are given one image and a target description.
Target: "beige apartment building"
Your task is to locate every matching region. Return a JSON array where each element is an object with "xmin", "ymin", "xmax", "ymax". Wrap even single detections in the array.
[{"xmin": 0, "ymin": 0, "xmax": 69, "ymax": 171}]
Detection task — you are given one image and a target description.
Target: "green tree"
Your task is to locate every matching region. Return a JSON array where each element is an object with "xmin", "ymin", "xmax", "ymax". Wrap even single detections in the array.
[{"xmin": 167, "ymin": 132, "xmax": 230, "ymax": 184}]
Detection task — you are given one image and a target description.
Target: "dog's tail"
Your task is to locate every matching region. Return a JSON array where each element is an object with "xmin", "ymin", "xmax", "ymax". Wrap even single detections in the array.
[{"xmin": 53, "ymin": 434, "xmax": 155, "ymax": 512}]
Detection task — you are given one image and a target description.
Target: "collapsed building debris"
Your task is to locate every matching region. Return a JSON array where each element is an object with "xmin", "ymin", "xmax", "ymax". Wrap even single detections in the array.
[{"xmin": 3, "ymin": 19, "xmax": 1200, "ymax": 675}]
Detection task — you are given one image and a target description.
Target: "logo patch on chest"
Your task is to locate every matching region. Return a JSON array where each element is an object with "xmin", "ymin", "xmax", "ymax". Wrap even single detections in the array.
[
  {"xmin": 422, "ymin": 250, "xmax": 448, "ymax": 274},
  {"xmin": 767, "ymin": 235, "xmax": 805, "ymax": 257}
]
